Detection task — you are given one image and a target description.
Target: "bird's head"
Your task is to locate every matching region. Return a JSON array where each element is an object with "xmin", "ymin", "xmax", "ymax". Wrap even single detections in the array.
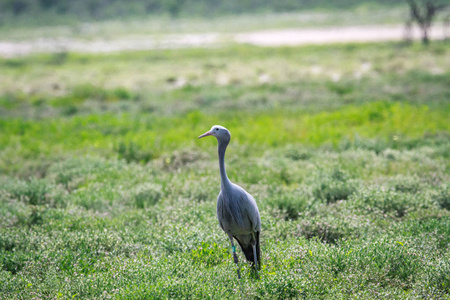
[{"xmin": 198, "ymin": 125, "xmax": 231, "ymax": 143}]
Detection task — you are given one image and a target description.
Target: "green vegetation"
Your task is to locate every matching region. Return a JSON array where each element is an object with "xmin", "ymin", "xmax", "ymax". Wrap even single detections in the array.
[
  {"xmin": 0, "ymin": 0, "xmax": 407, "ymax": 23},
  {"xmin": 1, "ymin": 41, "xmax": 449, "ymax": 298},
  {"xmin": 0, "ymin": 8, "xmax": 415, "ymax": 42}
]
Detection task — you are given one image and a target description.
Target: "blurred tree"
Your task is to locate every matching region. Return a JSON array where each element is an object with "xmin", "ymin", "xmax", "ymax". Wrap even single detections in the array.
[
  {"xmin": 406, "ymin": 0, "xmax": 448, "ymax": 44},
  {"xmin": 144, "ymin": 0, "xmax": 162, "ymax": 14},
  {"xmin": 86, "ymin": 0, "xmax": 109, "ymax": 18},
  {"xmin": 165, "ymin": 0, "xmax": 186, "ymax": 18},
  {"xmin": 39, "ymin": 0, "xmax": 58, "ymax": 9},
  {"xmin": 3, "ymin": 0, "xmax": 31, "ymax": 15},
  {"xmin": 445, "ymin": 13, "xmax": 450, "ymax": 39}
]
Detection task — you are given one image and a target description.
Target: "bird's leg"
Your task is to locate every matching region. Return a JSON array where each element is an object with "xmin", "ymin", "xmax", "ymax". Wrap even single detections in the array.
[
  {"xmin": 252, "ymin": 244, "xmax": 259, "ymax": 273},
  {"xmin": 252, "ymin": 233, "xmax": 259, "ymax": 279},
  {"xmin": 228, "ymin": 234, "xmax": 241, "ymax": 279}
]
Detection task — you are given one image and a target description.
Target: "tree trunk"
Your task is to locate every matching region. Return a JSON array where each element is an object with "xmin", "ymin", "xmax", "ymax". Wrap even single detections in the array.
[{"xmin": 421, "ymin": 25, "xmax": 430, "ymax": 44}]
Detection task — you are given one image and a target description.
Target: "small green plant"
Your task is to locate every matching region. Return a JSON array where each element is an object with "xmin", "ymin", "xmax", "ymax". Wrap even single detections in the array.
[
  {"xmin": 422, "ymin": 256, "xmax": 450, "ymax": 294},
  {"xmin": 134, "ymin": 184, "xmax": 162, "ymax": 209},
  {"xmin": 326, "ymin": 81, "xmax": 355, "ymax": 95},
  {"xmin": 3, "ymin": 179, "xmax": 66, "ymax": 207},
  {"xmin": 435, "ymin": 185, "xmax": 449, "ymax": 210},
  {"xmin": 112, "ymin": 87, "xmax": 134, "ymax": 100},
  {"xmin": 116, "ymin": 141, "xmax": 155, "ymax": 164},
  {"xmin": 283, "ymin": 146, "xmax": 311, "ymax": 161},
  {"xmin": 0, "ymin": 252, "xmax": 27, "ymax": 275},
  {"xmin": 47, "ymin": 52, "xmax": 69, "ymax": 65},
  {"xmin": 298, "ymin": 219, "xmax": 346, "ymax": 244},
  {"xmin": 162, "ymin": 149, "xmax": 206, "ymax": 171},
  {"xmin": 352, "ymin": 187, "xmax": 413, "ymax": 218},
  {"xmin": 387, "ymin": 175, "xmax": 422, "ymax": 193},
  {"xmin": 267, "ymin": 186, "xmax": 310, "ymax": 220},
  {"xmin": 182, "ymin": 181, "xmax": 215, "ymax": 202},
  {"xmin": 191, "ymin": 242, "xmax": 229, "ymax": 267},
  {"xmin": 312, "ymin": 169, "xmax": 357, "ymax": 204}
]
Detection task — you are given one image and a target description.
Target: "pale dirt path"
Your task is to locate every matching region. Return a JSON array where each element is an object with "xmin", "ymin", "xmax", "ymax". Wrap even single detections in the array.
[
  {"xmin": 234, "ymin": 24, "xmax": 446, "ymax": 46},
  {"xmin": 0, "ymin": 24, "xmax": 447, "ymax": 57}
]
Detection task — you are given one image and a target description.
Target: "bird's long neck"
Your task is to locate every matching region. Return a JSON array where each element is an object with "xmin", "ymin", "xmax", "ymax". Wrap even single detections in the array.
[{"xmin": 218, "ymin": 140, "xmax": 231, "ymax": 190}]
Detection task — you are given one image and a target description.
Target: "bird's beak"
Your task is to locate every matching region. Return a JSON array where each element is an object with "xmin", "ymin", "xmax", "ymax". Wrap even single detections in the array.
[{"xmin": 198, "ymin": 130, "xmax": 213, "ymax": 139}]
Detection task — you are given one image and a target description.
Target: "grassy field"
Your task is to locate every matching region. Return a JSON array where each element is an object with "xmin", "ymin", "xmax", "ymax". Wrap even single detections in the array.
[{"xmin": 0, "ymin": 40, "xmax": 449, "ymax": 299}]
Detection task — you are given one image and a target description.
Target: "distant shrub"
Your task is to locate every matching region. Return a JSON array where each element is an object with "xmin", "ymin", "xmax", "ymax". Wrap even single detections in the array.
[
  {"xmin": 0, "ymin": 251, "xmax": 27, "ymax": 274},
  {"xmin": 61, "ymin": 104, "xmax": 78, "ymax": 116},
  {"xmin": 71, "ymin": 84, "xmax": 136, "ymax": 102},
  {"xmin": 0, "ymin": 59, "xmax": 27, "ymax": 69},
  {"xmin": 9, "ymin": 179, "xmax": 48, "ymax": 205},
  {"xmin": 382, "ymin": 149, "xmax": 401, "ymax": 161},
  {"xmin": 432, "ymin": 142, "xmax": 450, "ymax": 159},
  {"xmin": 435, "ymin": 185, "xmax": 449, "ymax": 210},
  {"xmin": 360, "ymin": 239, "xmax": 420, "ymax": 286},
  {"xmin": 2, "ymin": 178, "xmax": 66, "ymax": 207},
  {"xmin": 326, "ymin": 81, "xmax": 355, "ymax": 95},
  {"xmin": 0, "ymin": 93, "xmax": 21, "ymax": 110},
  {"xmin": 27, "ymin": 206, "xmax": 45, "ymax": 225},
  {"xmin": 267, "ymin": 186, "xmax": 310, "ymax": 220},
  {"xmin": 49, "ymin": 85, "xmax": 138, "ymax": 111},
  {"xmin": 312, "ymin": 168, "xmax": 357, "ymax": 204},
  {"xmin": 134, "ymin": 184, "xmax": 162, "ymax": 209},
  {"xmin": 298, "ymin": 220, "xmax": 346, "ymax": 244},
  {"xmin": 116, "ymin": 141, "xmax": 155, "ymax": 164},
  {"xmin": 352, "ymin": 187, "xmax": 413, "ymax": 218},
  {"xmin": 231, "ymin": 161, "xmax": 268, "ymax": 185},
  {"xmin": 112, "ymin": 87, "xmax": 134, "ymax": 100},
  {"xmin": 278, "ymin": 167, "xmax": 293, "ymax": 185},
  {"xmin": 162, "ymin": 149, "xmax": 206, "ymax": 171},
  {"xmin": 73, "ymin": 184, "xmax": 120, "ymax": 211},
  {"xmin": 182, "ymin": 180, "xmax": 216, "ymax": 202},
  {"xmin": 339, "ymin": 136, "xmax": 389, "ymax": 154},
  {"xmin": 47, "ymin": 157, "xmax": 116, "ymax": 192},
  {"xmin": 47, "ymin": 52, "xmax": 68, "ymax": 65},
  {"xmin": 420, "ymin": 256, "xmax": 450, "ymax": 296},
  {"xmin": 387, "ymin": 175, "xmax": 422, "ymax": 194},
  {"xmin": 283, "ymin": 146, "xmax": 311, "ymax": 161},
  {"xmin": 71, "ymin": 84, "xmax": 109, "ymax": 101}
]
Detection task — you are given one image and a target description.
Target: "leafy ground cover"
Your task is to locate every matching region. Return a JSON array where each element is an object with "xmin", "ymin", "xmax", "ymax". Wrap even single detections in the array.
[{"xmin": 0, "ymin": 41, "xmax": 449, "ymax": 299}]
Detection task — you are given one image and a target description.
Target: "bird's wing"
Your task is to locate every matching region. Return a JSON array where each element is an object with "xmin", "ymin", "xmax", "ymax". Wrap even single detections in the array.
[
  {"xmin": 216, "ymin": 191, "xmax": 226, "ymax": 231},
  {"xmin": 240, "ymin": 189, "xmax": 261, "ymax": 232},
  {"xmin": 218, "ymin": 185, "xmax": 261, "ymax": 233}
]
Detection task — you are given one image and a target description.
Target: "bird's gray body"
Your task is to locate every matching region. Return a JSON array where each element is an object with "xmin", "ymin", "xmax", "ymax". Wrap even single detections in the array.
[
  {"xmin": 217, "ymin": 183, "xmax": 261, "ymax": 240},
  {"xmin": 199, "ymin": 125, "xmax": 261, "ymax": 276}
]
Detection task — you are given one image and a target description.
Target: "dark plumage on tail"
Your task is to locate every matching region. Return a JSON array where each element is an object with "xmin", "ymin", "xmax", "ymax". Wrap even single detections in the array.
[{"xmin": 235, "ymin": 231, "xmax": 261, "ymax": 270}]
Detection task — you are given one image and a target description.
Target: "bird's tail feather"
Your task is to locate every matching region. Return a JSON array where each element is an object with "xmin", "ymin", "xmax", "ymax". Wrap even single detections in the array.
[{"xmin": 235, "ymin": 231, "xmax": 261, "ymax": 270}]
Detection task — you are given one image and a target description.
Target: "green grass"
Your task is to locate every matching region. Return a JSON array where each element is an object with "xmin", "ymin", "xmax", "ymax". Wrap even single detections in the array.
[{"xmin": 0, "ymin": 41, "xmax": 449, "ymax": 299}]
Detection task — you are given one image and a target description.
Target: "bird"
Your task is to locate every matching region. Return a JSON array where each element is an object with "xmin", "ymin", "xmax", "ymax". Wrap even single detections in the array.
[{"xmin": 198, "ymin": 125, "xmax": 261, "ymax": 279}]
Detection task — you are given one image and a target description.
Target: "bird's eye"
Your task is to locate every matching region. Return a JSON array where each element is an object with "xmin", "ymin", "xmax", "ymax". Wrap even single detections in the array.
[{"xmin": 215, "ymin": 128, "xmax": 219, "ymax": 131}]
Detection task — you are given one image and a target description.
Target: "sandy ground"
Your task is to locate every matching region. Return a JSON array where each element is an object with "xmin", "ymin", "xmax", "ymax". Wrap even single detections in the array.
[{"xmin": 0, "ymin": 24, "xmax": 447, "ymax": 57}]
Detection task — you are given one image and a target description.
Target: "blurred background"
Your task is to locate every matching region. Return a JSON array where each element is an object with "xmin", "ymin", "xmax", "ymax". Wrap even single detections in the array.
[
  {"xmin": 0, "ymin": 0, "xmax": 417, "ymax": 25},
  {"xmin": 0, "ymin": 0, "xmax": 449, "ymax": 53},
  {"xmin": 1, "ymin": 0, "xmax": 449, "ymax": 299}
]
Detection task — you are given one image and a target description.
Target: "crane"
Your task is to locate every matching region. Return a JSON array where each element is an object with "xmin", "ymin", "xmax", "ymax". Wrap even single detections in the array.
[{"xmin": 198, "ymin": 125, "xmax": 261, "ymax": 279}]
